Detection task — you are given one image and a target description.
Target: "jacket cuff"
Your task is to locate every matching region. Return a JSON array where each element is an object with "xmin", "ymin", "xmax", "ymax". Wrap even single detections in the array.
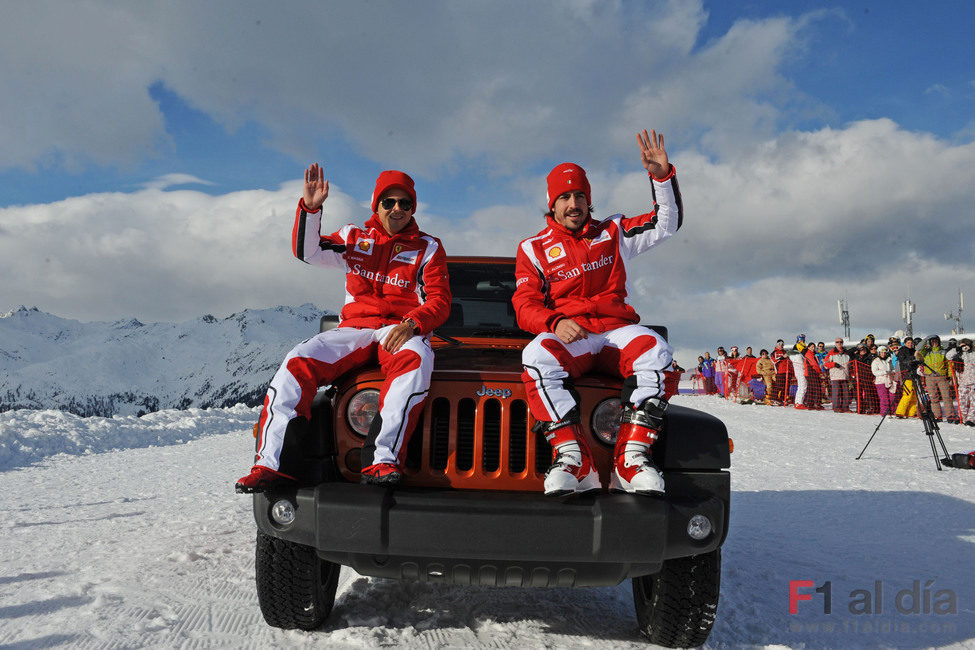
[
  {"xmin": 650, "ymin": 164, "xmax": 676, "ymax": 183},
  {"xmin": 402, "ymin": 312, "xmax": 425, "ymax": 335},
  {"xmin": 298, "ymin": 198, "xmax": 322, "ymax": 214},
  {"xmin": 546, "ymin": 313, "xmax": 567, "ymax": 333}
]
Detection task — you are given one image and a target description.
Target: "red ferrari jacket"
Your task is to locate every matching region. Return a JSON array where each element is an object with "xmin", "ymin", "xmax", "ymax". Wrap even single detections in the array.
[
  {"xmin": 513, "ymin": 167, "xmax": 682, "ymax": 334},
  {"xmin": 772, "ymin": 347, "xmax": 790, "ymax": 373},
  {"xmin": 803, "ymin": 347, "xmax": 822, "ymax": 376},
  {"xmin": 291, "ymin": 199, "xmax": 451, "ymax": 334}
]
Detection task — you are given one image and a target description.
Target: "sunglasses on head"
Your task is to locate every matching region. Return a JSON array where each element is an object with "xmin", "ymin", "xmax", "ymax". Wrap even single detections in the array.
[{"xmin": 380, "ymin": 197, "xmax": 414, "ymax": 211}]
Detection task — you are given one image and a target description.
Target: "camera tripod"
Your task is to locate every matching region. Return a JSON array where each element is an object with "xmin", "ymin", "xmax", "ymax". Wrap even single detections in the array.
[{"xmin": 856, "ymin": 366, "xmax": 952, "ymax": 470}]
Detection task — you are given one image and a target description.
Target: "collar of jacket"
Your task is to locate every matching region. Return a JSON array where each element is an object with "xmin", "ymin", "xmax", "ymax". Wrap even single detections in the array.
[
  {"xmin": 364, "ymin": 214, "xmax": 419, "ymax": 240},
  {"xmin": 545, "ymin": 214, "xmax": 598, "ymax": 239}
]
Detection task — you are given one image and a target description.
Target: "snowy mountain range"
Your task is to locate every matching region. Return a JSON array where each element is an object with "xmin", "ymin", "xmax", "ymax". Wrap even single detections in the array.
[{"xmin": 0, "ymin": 304, "xmax": 329, "ymax": 417}]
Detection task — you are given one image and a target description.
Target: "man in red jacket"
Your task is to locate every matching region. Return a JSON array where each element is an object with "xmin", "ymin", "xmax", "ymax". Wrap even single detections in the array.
[
  {"xmin": 513, "ymin": 130, "xmax": 682, "ymax": 496},
  {"xmin": 235, "ymin": 164, "xmax": 451, "ymax": 492},
  {"xmin": 801, "ymin": 343, "xmax": 824, "ymax": 409}
]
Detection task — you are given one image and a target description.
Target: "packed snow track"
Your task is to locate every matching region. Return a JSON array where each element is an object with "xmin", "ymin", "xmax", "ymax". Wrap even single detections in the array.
[{"xmin": 1, "ymin": 396, "xmax": 973, "ymax": 648}]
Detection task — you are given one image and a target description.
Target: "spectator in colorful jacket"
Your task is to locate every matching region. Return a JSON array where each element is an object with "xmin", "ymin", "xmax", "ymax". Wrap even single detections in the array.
[
  {"xmin": 756, "ymin": 350, "xmax": 776, "ymax": 402},
  {"xmin": 700, "ymin": 353, "xmax": 717, "ymax": 394},
  {"xmin": 726, "ymin": 346, "xmax": 741, "ymax": 396},
  {"xmin": 695, "ymin": 355, "xmax": 706, "ymax": 393},
  {"xmin": 513, "ymin": 128, "xmax": 681, "ymax": 496},
  {"xmin": 235, "ymin": 164, "xmax": 451, "ymax": 492},
  {"xmin": 952, "ymin": 338, "xmax": 975, "ymax": 426},
  {"xmin": 895, "ymin": 337, "xmax": 919, "ymax": 418},
  {"xmin": 871, "ymin": 346, "xmax": 896, "ymax": 416},
  {"xmin": 801, "ymin": 342, "xmax": 823, "ymax": 409},
  {"xmin": 851, "ymin": 345, "xmax": 878, "ymax": 414},
  {"xmin": 813, "ymin": 341, "xmax": 829, "ymax": 400},
  {"xmin": 771, "ymin": 339, "xmax": 790, "ymax": 404},
  {"xmin": 916, "ymin": 335, "xmax": 958, "ymax": 422},
  {"xmin": 888, "ymin": 338, "xmax": 901, "ymax": 372},
  {"xmin": 815, "ymin": 342, "xmax": 828, "ymax": 366},
  {"xmin": 714, "ymin": 347, "xmax": 729, "ymax": 397},
  {"xmin": 825, "ymin": 339, "xmax": 851, "ymax": 412},
  {"xmin": 789, "ymin": 336, "xmax": 808, "ymax": 409}
]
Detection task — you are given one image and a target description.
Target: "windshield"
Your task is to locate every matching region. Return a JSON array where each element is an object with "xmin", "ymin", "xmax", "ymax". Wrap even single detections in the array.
[{"xmin": 438, "ymin": 260, "xmax": 531, "ymax": 338}]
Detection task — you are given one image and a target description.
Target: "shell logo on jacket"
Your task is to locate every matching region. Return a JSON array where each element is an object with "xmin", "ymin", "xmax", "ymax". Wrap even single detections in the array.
[
  {"xmin": 513, "ymin": 168, "xmax": 682, "ymax": 335},
  {"xmin": 545, "ymin": 245, "xmax": 566, "ymax": 261},
  {"xmin": 291, "ymin": 199, "xmax": 451, "ymax": 334}
]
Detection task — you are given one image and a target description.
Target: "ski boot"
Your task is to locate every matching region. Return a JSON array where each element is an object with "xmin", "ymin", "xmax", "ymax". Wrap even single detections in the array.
[
  {"xmin": 534, "ymin": 409, "xmax": 601, "ymax": 496},
  {"xmin": 610, "ymin": 397, "xmax": 667, "ymax": 495}
]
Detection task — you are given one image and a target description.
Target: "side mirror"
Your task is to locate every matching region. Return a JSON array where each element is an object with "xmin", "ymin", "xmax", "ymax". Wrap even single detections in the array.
[
  {"xmin": 646, "ymin": 325, "xmax": 669, "ymax": 342},
  {"xmin": 320, "ymin": 313, "xmax": 339, "ymax": 333}
]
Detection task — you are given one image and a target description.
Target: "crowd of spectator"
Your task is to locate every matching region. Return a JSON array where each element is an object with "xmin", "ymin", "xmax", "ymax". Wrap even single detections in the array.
[{"xmin": 692, "ymin": 333, "xmax": 975, "ymax": 426}]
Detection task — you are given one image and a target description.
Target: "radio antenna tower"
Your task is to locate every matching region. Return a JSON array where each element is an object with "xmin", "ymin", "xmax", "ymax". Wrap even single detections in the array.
[
  {"xmin": 945, "ymin": 289, "xmax": 965, "ymax": 334},
  {"xmin": 902, "ymin": 298, "xmax": 916, "ymax": 339},
  {"xmin": 837, "ymin": 299, "xmax": 851, "ymax": 340}
]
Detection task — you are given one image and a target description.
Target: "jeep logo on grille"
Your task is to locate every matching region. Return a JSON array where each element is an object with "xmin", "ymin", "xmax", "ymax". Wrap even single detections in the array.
[{"xmin": 476, "ymin": 385, "xmax": 512, "ymax": 399}]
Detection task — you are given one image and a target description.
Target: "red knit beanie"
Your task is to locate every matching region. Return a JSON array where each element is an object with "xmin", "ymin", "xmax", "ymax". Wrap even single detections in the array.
[
  {"xmin": 371, "ymin": 170, "xmax": 417, "ymax": 213},
  {"xmin": 546, "ymin": 163, "xmax": 591, "ymax": 211}
]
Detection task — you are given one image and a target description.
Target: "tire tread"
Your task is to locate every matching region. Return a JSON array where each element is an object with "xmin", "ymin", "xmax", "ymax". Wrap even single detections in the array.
[
  {"xmin": 255, "ymin": 530, "xmax": 339, "ymax": 630},
  {"xmin": 633, "ymin": 548, "xmax": 721, "ymax": 648}
]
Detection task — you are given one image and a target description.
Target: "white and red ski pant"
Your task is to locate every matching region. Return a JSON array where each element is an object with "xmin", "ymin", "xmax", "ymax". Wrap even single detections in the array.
[
  {"xmin": 791, "ymin": 356, "xmax": 807, "ymax": 405},
  {"xmin": 254, "ymin": 325, "xmax": 433, "ymax": 471},
  {"xmin": 521, "ymin": 324, "xmax": 673, "ymax": 422}
]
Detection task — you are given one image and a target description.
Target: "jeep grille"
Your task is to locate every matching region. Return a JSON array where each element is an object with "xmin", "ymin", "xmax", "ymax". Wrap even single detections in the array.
[
  {"xmin": 335, "ymin": 376, "xmax": 619, "ymax": 491},
  {"xmin": 400, "ymin": 396, "xmax": 551, "ymax": 490}
]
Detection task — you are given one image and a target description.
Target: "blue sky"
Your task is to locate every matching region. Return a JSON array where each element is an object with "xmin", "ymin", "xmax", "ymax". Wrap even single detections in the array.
[{"xmin": 2, "ymin": 0, "xmax": 974, "ymax": 356}]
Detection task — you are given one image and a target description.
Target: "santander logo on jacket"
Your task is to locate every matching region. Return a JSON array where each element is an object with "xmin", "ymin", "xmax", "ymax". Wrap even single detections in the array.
[
  {"xmin": 513, "ymin": 168, "xmax": 682, "ymax": 335},
  {"xmin": 291, "ymin": 199, "xmax": 451, "ymax": 334}
]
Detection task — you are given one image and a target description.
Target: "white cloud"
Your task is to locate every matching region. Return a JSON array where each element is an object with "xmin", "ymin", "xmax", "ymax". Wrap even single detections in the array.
[
  {"xmin": 0, "ymin": 2, "xmax": 167, "ymax": 171},
  {"xmin": 141, "ymin": 174, "xmax": 215, "ymax": 191},
  {"xmin": 0, "ymin": 1, "xmax": 832, "ymax": 176},
  {"xmin": 0, "ymin": 183, "xmax": 336, "ymax": 321},
  {"xmin": 2, "ymin": 119, "xmax": 974, "ymax": 365}
]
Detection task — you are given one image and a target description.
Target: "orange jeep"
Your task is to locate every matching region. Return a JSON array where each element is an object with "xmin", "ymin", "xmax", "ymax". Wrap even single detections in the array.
[{"xmin": 250, "ymin": 256, "xmax": 731, "ymax": 647}]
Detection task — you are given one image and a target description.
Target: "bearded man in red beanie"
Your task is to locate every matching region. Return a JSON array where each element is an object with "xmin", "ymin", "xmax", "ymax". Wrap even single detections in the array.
[
  {"xmin": 513, "ymin": 130, "xmax": 682, "ymax": 496},
  {"xmin": 235, "ymin": 163, "xmax": 451, "ymax": 492}
]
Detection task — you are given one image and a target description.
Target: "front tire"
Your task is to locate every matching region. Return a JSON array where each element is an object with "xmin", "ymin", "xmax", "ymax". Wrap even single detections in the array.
[
  {"xmin": 255, "ymin": 530, "xmax": 340, "ymax": 630},
  {"xmin": 632, "ymin": 548, "xmax": 720, "ymax": 648}
]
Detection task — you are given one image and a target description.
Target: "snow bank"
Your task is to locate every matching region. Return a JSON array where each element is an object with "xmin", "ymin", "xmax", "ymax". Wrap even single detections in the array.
[{"xmin": 0, "ymin": 404, "xmax": 260, "ymax": 469}]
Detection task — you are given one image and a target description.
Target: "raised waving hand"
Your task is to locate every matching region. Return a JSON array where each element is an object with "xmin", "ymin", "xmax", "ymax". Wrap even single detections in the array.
[
  {"xmin": 303, "ymin": 163, "xmax": 329, "ymax": 211},
  {"xmin": 637, "ymin": 129, "xmax": 670, "ymax": 179}
]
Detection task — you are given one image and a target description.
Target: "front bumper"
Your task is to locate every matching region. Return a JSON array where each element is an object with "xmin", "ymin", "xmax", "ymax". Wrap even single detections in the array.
[{"xmin": 254, "ymin": 470, "xmax": 729, "ymax": 587}]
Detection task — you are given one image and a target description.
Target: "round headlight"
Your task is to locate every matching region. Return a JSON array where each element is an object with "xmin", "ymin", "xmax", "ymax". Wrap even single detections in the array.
[
  {"xmin": 687, "ymin": 514, "xmax": 713, "ymax": 541},
  {"xmin": 591, "ymin": 398, "xmax": 622, "ymax": 445},
  {"xmin": 347, "ymin": 388, "xmax": 380, "ymax": 436},
  {"xmin": 271, "ymin": 499, "xmax": 296, "ymax": 526}
]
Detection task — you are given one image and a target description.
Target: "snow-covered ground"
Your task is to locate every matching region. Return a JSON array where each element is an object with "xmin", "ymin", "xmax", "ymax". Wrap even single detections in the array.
[{"xmin": 1, "ymin": 396, "xmax": 973, "ymax": 649}]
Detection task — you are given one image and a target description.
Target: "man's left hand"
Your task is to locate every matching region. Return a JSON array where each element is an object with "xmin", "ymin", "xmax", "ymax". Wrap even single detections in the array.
[
  {"xmin": 382, "ymin": 322, "xmax": 416, "ymax": 354},
  {"xmin": 638, "ymin": 129, "xmax": 670, "ymax": 178}
]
